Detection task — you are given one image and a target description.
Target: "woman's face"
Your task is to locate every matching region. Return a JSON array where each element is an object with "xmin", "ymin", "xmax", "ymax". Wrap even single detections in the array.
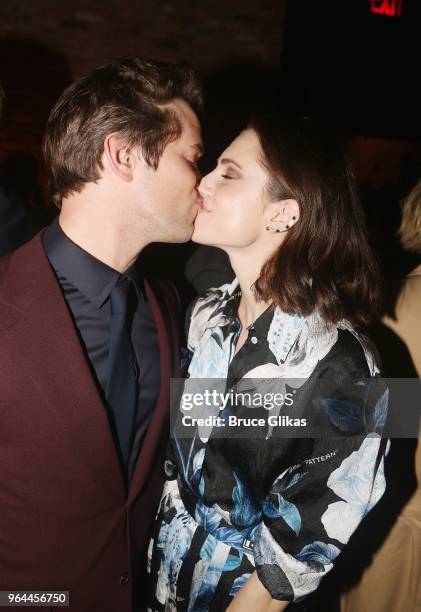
[{"xmin": 193, "ymin": 129, "xmax": 271, "ymax": 249}]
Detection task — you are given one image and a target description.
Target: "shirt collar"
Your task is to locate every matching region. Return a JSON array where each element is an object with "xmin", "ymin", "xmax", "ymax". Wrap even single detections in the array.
[
  {"xmin": 220, "ymin": 276, "xmax": 306, "ymax": 364},
  {"xmin": 43, "ymin": 219, "xmax": 145, "ymax": 308},
  {"xmin": 267, "ymin": 306, "xmax": 306, "ymax": 364},
  {"xmin": 221, "ymin": 278, "xmax": 242, "ymax": 320}
]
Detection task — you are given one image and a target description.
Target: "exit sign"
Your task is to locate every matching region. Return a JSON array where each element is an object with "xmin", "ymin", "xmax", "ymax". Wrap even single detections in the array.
[{"xmin": 370, "ymin": 0, "xmax": 404, "ymax": 16}]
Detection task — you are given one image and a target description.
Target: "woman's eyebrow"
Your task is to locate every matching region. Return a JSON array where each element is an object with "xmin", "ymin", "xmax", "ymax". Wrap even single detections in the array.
[{"xmin": 217, "ymin": 157, "xmax": 243, "ymax": 170}]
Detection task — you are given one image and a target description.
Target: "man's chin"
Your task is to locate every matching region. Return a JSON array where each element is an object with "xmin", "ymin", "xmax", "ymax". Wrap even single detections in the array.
[
  {"xmin": 191, "ymin": 226, "xmax": 204, "ymax": 244},
  {"xmin": 176, "ymin": 229, "xmax": 195, "ymax": 244},
  {"xmin": 191, "ymin": 234, "xmax": 215, "ymax": 246},
  {"xmin": 160, "ymin": 224, "xmax": 194, "ymax": 244}
]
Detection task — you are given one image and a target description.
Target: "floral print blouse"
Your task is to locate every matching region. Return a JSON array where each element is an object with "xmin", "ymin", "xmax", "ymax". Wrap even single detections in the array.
[{"xmin": 165, "ymin": 278, "xmax": 389, "ymax": 604}]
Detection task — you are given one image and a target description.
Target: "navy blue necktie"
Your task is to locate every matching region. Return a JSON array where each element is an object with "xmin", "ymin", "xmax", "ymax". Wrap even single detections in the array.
[{"xmin": 106, "ymin": 276, "xmax": 137, "ymax": 469}]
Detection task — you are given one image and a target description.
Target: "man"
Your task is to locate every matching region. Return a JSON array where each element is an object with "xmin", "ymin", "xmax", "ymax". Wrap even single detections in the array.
[{"xmin": 0, "ymin": 57, "xmax": 203, "ymax": 611}]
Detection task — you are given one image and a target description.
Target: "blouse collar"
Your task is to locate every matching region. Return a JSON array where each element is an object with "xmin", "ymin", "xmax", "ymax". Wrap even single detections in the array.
[{"xmin": 219, "ymin": 277, "xmax": 306, "ymax": 364}]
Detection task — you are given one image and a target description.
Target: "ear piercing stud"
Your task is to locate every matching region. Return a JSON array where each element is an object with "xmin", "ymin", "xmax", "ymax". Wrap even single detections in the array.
[{"xmin": 266, "ymin": 216, "xmax": 296, "ymax": 233}]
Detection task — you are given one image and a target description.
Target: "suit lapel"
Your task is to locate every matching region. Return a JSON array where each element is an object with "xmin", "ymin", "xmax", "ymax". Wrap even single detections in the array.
[
  {"xmin": 1, "ymin": 232, "xmax": 179, "ymax": 504},
  {"xmin": 1, "ymin": 232, "xmax": 125, "ymax": 499}
]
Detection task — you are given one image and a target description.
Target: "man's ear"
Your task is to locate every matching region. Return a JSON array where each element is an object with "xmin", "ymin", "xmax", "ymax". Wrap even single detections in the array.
[
  {"xmin": 264, "ymin": 198, "xmax": 300, "ymax": 232},
  {"xmin": 103, "ymin": 133, "xmax": 135, "ymax": 182}
]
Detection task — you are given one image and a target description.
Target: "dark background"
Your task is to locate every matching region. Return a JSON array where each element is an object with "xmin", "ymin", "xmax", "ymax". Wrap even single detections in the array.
[
  {"xmin": 1, "ymin": 0, "xmax": 419, "ymax": 185},
  {"xmin": 1, "ymin": 0, "xmax": 420, "ymax": 279},
  {"xmin": 281, "ymin": 0, "xmax": 421, "ymax": 141}
]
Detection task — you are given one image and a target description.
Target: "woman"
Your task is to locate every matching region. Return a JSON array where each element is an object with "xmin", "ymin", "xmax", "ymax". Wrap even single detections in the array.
[{"xmin": 147, "ymin": 114, "xmax": 389, "ymax": 611}]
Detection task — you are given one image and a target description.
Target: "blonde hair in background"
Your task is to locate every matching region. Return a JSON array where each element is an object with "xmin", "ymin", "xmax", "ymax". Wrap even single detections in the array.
[{"xmin": 399, "ymin": 180, "xmax": 421, "ymax": 254}]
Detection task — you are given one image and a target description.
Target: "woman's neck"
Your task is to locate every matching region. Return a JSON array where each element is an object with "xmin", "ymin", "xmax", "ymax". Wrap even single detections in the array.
[{"xmin": 228, "ymin": 251, "xmax": 272, "ymax": 329}]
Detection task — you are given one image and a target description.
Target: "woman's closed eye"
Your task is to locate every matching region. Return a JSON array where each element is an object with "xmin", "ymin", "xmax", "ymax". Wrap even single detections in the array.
[{"xmin": 220, "ymin": 166, "xmax": 240, "ymax": 180}]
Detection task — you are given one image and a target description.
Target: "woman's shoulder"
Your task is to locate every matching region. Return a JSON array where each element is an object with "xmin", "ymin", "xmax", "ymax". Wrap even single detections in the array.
[
  {"xmin": 186, "ymin": 280, "xmax": 236, "ymax": 352},
  {"xmin": 288, "ymin": 311, "xmax": 380, "ymax": 379},
  {"xmin": 322, "ymin": 320, "xmax": 381, "ymax": 377}
]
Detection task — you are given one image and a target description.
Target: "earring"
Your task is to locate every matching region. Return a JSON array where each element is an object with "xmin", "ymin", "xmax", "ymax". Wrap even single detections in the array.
[
  {"xmin": 266, "ymin": 215, "xmax": 297, "ymax": 233},
  {"xmin": 266, "ymin": 223, "xmax": 293, "ymax": 233},
  {"xmin": 266, "ymin": 226, "xmax": 286, "ymax": 233}
]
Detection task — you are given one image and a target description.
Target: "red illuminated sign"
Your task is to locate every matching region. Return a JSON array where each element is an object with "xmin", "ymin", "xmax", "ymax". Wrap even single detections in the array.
[{"xmin": 370, "ymin": 0, "xmax": 404, "ymax": 16}]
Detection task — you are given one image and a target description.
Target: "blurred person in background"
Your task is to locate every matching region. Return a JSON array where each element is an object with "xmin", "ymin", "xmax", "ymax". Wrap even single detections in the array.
[
  {"xmin": 341, "ymin": 180, "xmax": 421, "ymax": 612},
  {"xmin": 0, "ymin": 151, "xmax": 52, "ymax": 255},
  {"xmin": 0, "ymin": 84, "xmax": 50, "ymax": 255},
  {"xmin": 385, "ymin": 181, "xmax": 421, "ymax": 369},
  {"xmin": 185, "ymin": 243, "xmax": 234, "ymax": 294}
]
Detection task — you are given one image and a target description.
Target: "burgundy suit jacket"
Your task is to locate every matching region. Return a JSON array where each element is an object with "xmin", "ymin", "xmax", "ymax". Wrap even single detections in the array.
[{"xmin": 0, "ymin": 231, "xmax": 181, "ymax": 611}]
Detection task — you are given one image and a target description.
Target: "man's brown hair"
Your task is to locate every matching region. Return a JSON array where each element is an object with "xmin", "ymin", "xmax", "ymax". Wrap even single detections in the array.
[
  {"xmin": 249, "ymin": 113, "xmax": 381, "ymax": 327},
  {"xmin": 43, "ymin": 56, "xmax": 203, "ymax": 207}
]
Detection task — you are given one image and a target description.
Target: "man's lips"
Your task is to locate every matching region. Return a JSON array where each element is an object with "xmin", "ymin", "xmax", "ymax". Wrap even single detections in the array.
[{"xmin": 198, "ymin": 198, "xmax": 211, "ymax": 212}]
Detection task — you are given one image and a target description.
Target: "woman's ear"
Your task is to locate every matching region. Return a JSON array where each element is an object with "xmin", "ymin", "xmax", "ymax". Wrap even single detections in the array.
[
  {"xmin": 102, "ymin": 133, "xmax": 135, "ymax": 182},
  {"xmin": 265, "ymin": 198, "xmax": 300, "ymax": 233}
]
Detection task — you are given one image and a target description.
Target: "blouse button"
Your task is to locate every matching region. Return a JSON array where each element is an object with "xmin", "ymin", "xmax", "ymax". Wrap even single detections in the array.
[{"xmin": 250, "ymin": 336, "xmax": 258, "ymax": 344}]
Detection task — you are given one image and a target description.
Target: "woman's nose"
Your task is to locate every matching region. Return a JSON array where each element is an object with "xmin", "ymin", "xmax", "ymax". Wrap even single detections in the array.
[{"xmin": 198, "ymin": 172, "xmax": 213, "ymax": 198}]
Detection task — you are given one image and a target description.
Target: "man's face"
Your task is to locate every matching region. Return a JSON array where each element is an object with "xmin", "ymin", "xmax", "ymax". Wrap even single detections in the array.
[{"xmin": 136, "ymin": 98, "xmax": 203, "ymax": 243}]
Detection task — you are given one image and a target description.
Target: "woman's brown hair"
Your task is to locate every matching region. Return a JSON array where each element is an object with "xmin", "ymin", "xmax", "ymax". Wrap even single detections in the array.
[{"xmin": 250, "ymin": 113, "xmax": 381, "ymax": 327}]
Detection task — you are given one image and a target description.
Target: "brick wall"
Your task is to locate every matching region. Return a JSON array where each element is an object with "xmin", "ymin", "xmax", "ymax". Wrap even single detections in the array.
[{"xmin": 0, "ymin": 0, "xmax": 286, "ymax": 162}]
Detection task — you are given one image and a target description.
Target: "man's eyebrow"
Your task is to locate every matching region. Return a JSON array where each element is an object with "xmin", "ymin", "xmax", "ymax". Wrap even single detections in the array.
[{"xmin": 218, "ymin": 157, "xmax": 243, "ymax": 170}]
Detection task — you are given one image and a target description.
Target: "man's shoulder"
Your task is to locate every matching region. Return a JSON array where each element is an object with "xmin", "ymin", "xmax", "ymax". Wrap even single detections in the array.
[
  {"xmin": 145, "ymin": 276, "xmax": 181, "ymax": 317},
  {"xmin": 1, "ymin": 228, "xmax": 45, "ymax": 268},
  {"xmin": 158, "ymin": 278, "xmax": 181, "ymax": 311},
  {"xmin": 0, "ymin": 230, "xmax": 52, "ymax": 317},
  {"xmin": 0, "ymin": 249, "xmax": 12, "ymax": 289}
]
